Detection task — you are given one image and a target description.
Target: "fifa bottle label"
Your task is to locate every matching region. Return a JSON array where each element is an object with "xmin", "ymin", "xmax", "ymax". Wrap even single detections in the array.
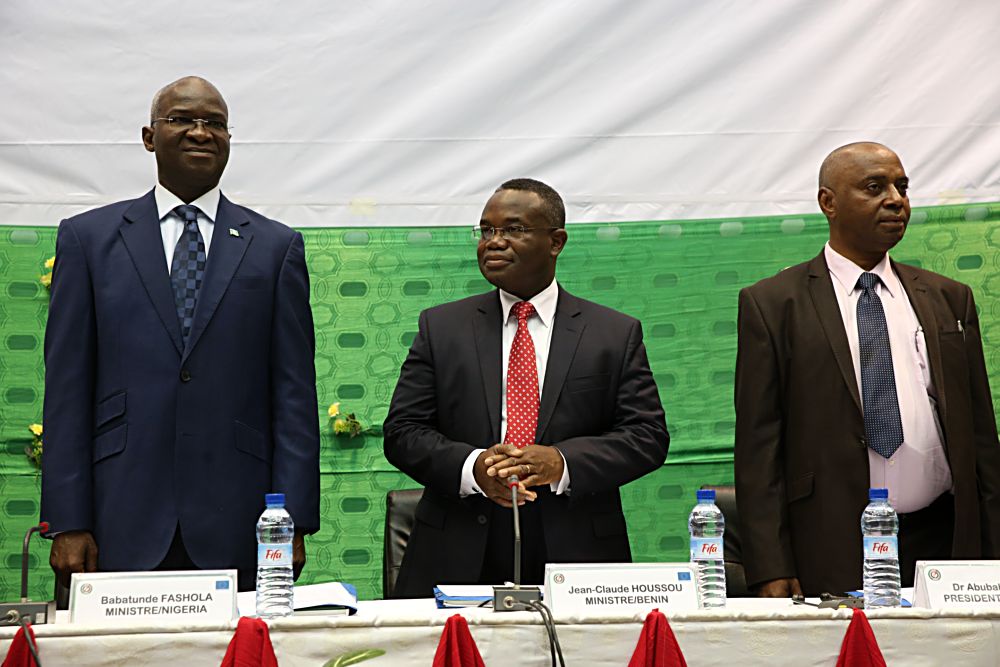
[
  {"xmin": 690, "ymin": 537, "xmax": 724, "ymax": 561},
  {"xmin": 258, "ymin": 544, "xmax": 293, "ymax": 567},
  {"xmin": 863, "ymin": 536, "xmax": 898, "ymax": 560}
]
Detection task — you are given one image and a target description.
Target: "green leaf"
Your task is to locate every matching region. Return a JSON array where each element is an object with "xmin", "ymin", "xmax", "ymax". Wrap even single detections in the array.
[{"xmin": 323, "ymin": 649, "xmax": 386, "ymax": 667}]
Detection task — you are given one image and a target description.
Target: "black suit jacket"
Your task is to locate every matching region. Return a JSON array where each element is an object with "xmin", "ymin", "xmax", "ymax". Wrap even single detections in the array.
[
  {"xmin": 383, "ymin": 286, "xmax": 669, "ymax": 597},
  {"xmin": 735, "ymin": 251, "xmax": 1000, "ymax": 595}
]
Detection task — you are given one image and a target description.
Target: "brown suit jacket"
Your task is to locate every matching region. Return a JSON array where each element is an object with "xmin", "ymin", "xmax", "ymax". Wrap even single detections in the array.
[{"xmin": 734, "ymin": 251, "xmax": 1000, "ymax": 595}]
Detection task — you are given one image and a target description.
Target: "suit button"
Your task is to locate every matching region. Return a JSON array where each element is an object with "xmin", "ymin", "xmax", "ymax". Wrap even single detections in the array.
[
  {"xmin": 180, "ymin": 369, "xmax": 192, "ymax": 382},
  {"xmin": 477, "ymin": 514, "xmax": 487, "ymax": 525},
  {"xmin": 859, "ymin": 437, "xmax": 867, "ymax": 448}
]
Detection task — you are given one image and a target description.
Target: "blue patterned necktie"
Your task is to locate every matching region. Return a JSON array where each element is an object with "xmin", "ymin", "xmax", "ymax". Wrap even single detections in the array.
[
  {"xmin": 856, "ymin": 272, "xmax": 903, "ymax": 458},
  {"xmin": 170, "ymin": 204, "xmax": 206, "ymax": 345}
]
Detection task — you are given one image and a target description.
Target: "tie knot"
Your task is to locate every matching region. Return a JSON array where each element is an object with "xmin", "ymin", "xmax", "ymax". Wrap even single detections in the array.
[
  {"xmin": 173, "ymin": 204, "xmax": 201, "ymax": 225},
  {"xmin": 512, "ymin": 301, "xmax": 536, "ymax": 322},
  {"xmin": 857, "ymin": 272, "xmax": 880, "ymax": 291}
]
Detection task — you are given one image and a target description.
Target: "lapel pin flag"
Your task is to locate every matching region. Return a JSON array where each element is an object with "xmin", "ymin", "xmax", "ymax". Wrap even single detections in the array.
[{"xmin": 229, "ymin": 227, "xmax": 240, "ymax": 237}]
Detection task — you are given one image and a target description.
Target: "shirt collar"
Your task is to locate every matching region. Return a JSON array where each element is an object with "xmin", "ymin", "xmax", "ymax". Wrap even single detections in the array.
[
  {"xmin": 499, "ymin": 278, "xmax": 559, "ymax": 328},
  {"xmin": 154, "ymin": 183, "xmax": 221, "ymax": 223},
  {"xmin": 824, "ymin": 242, "xmax": 897, "ymax": 298}
]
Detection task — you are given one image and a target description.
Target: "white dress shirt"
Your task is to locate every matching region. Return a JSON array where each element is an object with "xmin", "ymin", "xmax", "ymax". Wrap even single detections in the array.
[
  {"xmin": 824, "ymin": 243, "xmax": 952, "ymax": 512},
  {"xmin": 459, "ymin": 278, "xmax": 571, "ymax": 496},
  {"xmin": 154, "ymin": 183, "xmax": 220, "ymax": 269}
]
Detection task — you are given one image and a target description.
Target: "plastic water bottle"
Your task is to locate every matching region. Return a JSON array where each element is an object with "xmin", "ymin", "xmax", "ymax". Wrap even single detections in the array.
[
  {"xmin": 861, "ymin": 488, "xmax": 900, "ymax": 608},
  {"xmin": 256, "ymin": 493, "xmax": 295, "ymax": 618},
  {"xmin": 689, "ymin": 489, "xmax": 726, "ymax": 608}
]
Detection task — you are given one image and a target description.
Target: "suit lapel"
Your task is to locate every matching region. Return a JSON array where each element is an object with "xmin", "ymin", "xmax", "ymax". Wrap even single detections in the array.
[
  {"xmin": 894, "ymin": 260, "xmax": 948, "ymax": 423},
  {"xmin": 806, "ymin": 253, "xmax": 863, "ymax": 414},
  {"xmin": 472, "ymin": 292, "xmax": 503, "ymax": 444},
  {"xmin": 182, "ymin": 195, "xmax": 253, "ymax": 361},
  {"xmin": 119, "ymin": 190, "xmax": 184, "ymax": 356},
  {"xmin": 537, "ymin": 287, "xmax": 584, "ymax": 442}
]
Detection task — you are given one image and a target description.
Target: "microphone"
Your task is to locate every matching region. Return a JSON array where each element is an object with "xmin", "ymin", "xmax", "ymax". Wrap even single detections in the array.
[
  {"xmin": 23, "ymin": 522, "xmax": 49, "ymax": 601},
  {"xmin": 1, "ymin": 522, "xmax": 55, "ymax": 627},
  {"xmin": 509, "ymin": 475, "xmax": 522, "ymax": 588},
  {"xmin": 493, "ymin": 474, "xmax": 541, "ymax": 612}
]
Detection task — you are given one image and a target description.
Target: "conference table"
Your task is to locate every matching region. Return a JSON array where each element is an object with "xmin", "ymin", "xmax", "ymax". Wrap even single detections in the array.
[{"xmin": 2, "ymin": 597, "xmax": 999, "ymax": 665}]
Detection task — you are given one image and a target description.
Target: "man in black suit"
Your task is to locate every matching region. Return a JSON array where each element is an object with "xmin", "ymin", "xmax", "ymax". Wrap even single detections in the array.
[
  {"xmin": 383, "ymin": 178, "xmax": 669, "ymax": 598},
  {"xmin": 735, "ymin": 142, "xmax": 1000, "ymax": 597}
]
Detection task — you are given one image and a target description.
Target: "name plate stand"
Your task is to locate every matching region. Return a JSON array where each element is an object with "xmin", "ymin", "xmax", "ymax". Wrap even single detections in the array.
[
  {"xmin": 70, "ymin": 570, "xmax": 238, "ymax": 625},
  {"xmin": 544, "ymin": 563, "xmax": 699, "ymax": 616},
  {"xmin": 913, "ymin": 561, "xmax": 1000, "ymax": 609}
]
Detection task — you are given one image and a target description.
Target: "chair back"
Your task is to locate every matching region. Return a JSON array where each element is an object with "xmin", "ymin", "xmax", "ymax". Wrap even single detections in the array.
[
  {"xmin": 383, "ymin": 488, "xmax": 424, "ymax": 599},
  {"xmin": 700, "ymin": 484, "xmax": 750, "ymax": 597}
]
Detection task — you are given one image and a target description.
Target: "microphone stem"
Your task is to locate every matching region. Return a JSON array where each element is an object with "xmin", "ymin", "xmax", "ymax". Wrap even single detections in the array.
[
  {"xmin": 512, "ymin": 484, "xmax": 521, "ymax": 589},
  {"xmin": 21, "ymin": 527, "xmax": 37, "ymax": 602}
]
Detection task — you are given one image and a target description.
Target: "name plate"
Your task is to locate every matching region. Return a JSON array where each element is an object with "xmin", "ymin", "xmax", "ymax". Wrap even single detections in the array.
[
  {"xmin": 70, "ymin": 570, "xmax": 238, "ymax": 625},
  {"xmin": 544, "ymin": 562, "xmax": 698, "ymax": 616},
  {"xmin": 914, "ymin": 561, "xmax": 1000, "ymax": 609}
]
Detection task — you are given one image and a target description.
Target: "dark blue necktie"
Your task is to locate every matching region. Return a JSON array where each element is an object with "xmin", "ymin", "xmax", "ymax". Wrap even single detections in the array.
[
  {"xmin": 856, "ymin": 272, "xmax": 903, "ymax": 458},
  {"xmin": 170, "ymin": 204, "xmax": 206, "ymax": 345}
]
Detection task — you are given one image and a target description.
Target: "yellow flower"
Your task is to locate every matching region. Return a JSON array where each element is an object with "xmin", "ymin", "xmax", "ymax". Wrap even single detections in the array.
[
  {"xmin": 333, "ymin": 418, "xmax": 350, "ymax": 434},
  {"xmin": 328, "ymin": 402, "xmax": 341, "ymax": 418},
  {"xmin": 44, "ymin": 256, "xmax": 55, "ymax": 270},
  {"xmin": 40, "ymin": 273, "xmax": 52, "ymax": 288},
  {"xmin": 29, "ymin": 423, "xmax": 43, "ymax": 437}
]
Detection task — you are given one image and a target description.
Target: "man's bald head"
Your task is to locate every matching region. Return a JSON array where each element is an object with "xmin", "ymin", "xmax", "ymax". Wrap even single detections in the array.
[
  {"xmin": 150, "ymin": 76, "xmax": 227, "ymax": 123},
  {"xmin": 817, "ymin": 142, "xmax": 910, "ymax": 270},
  {"xmin": 818, "ymin": 142, "xmax": 899, "ymax": 191},
  {"xmin": 142, "ymin": 76, "xmax": 231, "ymax": 203}
]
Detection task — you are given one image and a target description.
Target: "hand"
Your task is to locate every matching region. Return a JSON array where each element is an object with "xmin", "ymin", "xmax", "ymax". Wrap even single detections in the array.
[
  {"xmin": 474, "ymin": 446, "xmax": 536, "ymax": 508},
  {"xmin": 292, "ymin": 531, "xmax": 306, "ymax": 581},
  {"xmin": 50, "ymin": 530, "xmax": 99, "ymax": 588},
  {"xmin": 755, "ymin": 577, "xmax": 803, "ymax": 598},
  {"xmin": 486, "ymin": 443, "xmax": 565, "ymax": 488}
]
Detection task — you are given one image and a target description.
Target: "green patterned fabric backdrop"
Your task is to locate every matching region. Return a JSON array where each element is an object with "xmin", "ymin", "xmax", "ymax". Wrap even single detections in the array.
[{"xmin": 1, "ymin": 202, "xmax": 998, "ymax": 600}]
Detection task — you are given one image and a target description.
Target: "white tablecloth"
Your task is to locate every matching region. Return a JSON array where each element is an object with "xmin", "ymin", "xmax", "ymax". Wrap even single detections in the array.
[{"xmin": 3, "ymin": 598, "xmax": 1000, "ymax": 666}]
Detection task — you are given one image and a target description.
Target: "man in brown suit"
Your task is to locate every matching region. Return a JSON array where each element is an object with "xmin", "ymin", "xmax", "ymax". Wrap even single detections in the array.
[{"xmin": 735, "ymin": 142, "xmax": 1000, "ymax": 597}]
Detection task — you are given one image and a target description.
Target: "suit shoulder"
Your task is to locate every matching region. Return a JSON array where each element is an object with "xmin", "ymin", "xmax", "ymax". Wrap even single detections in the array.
[
  {"xmin": 61, "ymin": 197, "xmax": 142, "ymax": 232},
  {"xmin": 59, "ymin": 197, "xmax": 143, "ymax": 246},
  {"xmin": 740, "ymin": 259, "xmax": 814, "ymax": 299},
  {"xmin": 233, "ymin": 204, "xmax": 300, "ymax": 242},
  {"xmin": 567, "ymin": 293, "xmax": 641, "ymax": 328},
  {"xmin": 894, "ymin": 261, "xmax": 972, "ymax": 294},
  {"xmin": 420, "ymin": 292, "xmax": 495, "ymax": 320}
]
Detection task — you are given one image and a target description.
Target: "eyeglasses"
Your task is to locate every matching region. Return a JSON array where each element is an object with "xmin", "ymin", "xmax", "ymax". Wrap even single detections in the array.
[
  {"xmin": 152, "ymin": 116, "xmax": 232, "ymax": 134},
  {"xmin": 473, "ymin": 225, "xmax": 559, "ymax": 243}
]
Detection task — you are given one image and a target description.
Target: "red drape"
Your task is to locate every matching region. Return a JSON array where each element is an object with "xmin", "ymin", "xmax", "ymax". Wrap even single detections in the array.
[
  {"xmin": 220, "ymin": 616, "xmax": 278, "ymax": 667},
  {"xmin": 433, "ymin": 614, "xmax": 486, "ymax": 667},
  {"xmin": 628, "ymin": 608, "xmax": 688, "ymax": 667}
]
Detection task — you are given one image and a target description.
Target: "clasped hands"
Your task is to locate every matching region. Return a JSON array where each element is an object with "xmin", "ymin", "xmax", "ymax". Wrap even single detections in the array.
[{"xmin": 472, "ymin": 443, "xmax": 565, "ymax": 508}]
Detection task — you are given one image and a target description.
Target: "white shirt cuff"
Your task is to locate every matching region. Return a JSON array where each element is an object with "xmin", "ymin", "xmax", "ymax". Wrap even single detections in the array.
[
  {"xmin": 550, "ymin": 448, "xmax": 570, "ymax": 495},
  {"xmin": 460, "ymin": 448, "xmax": 487, "ymax": 497}
]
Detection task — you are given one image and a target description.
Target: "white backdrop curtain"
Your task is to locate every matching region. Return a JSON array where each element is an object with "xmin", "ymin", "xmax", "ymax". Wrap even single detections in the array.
[{"xmin": 1, "ymin": 0, "xmax": 998, "ymax": 227}]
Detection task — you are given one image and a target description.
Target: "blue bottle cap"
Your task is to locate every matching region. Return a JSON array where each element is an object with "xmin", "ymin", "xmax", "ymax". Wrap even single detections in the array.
[
  {"xmin": 869, "ymin": 488, "xmax": 888, "ymax": 500},
  {"xmin": 696, "ymin": 489, "xmax": 715, "ymax": 502},
  {"xmin": 265, "ymin": 493, "xmax": 286, "ymax": 506}
]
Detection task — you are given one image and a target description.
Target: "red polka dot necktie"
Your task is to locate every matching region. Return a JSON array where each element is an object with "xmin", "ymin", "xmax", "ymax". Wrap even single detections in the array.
[{"xmin": 504, "ymin": 301, "xmax": 539, "ymax": 448}]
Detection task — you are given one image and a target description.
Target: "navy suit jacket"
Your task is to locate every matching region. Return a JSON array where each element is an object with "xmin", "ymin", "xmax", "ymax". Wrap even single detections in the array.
[
  {"xmin": 383, "ymin": 287, "xmax": 669, "ymax": 597},
  {"xmin": 41, "ymin": 190, "xmax": 320, "ymax": 580}
]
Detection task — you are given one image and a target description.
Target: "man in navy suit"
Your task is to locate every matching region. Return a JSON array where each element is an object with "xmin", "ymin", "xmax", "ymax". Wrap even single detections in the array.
[
  {"xmin": 383, "ymin": 179, "xmax": 669, "ymax": 597},
  {"xmin": 41, "ymin": 76, "xmax": 319, "ymax": 591}
]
